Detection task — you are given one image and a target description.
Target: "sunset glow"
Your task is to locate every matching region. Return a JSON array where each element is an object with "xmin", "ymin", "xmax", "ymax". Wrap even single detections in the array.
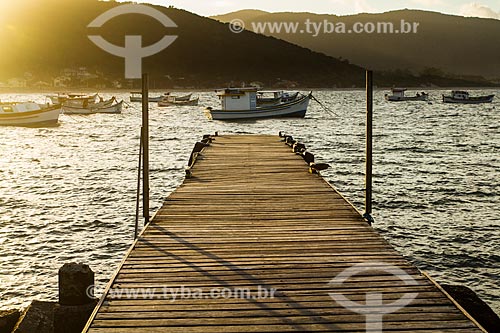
[{"xmin": 129, "ymin": 0, "xmax": 500, "ymax": 18}]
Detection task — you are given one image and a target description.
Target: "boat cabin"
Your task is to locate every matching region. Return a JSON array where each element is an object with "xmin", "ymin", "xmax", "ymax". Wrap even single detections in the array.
[
  {"xmin": 451, "ymin": 91, "xmax": 469, "ymax": 100},
  {"xmin": 1, "ymin": 102, "xmax": 41, "ymax": 113},
  {"xmin": 391, "ymin": 88, "xmax": 407, "ymax": 98},
  {"xmin": 216, "ymin": 88, "xmax": 258, "ymax": 111},
  {"xmin": 258, "ymin": 90, "xmax": 283, "ymax": 99}
]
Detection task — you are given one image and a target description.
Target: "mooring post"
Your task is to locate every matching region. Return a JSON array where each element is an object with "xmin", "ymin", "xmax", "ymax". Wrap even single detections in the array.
[
  {"xmin": 142, "ymin": 74, "xmax": 150, "ymax": 226},
  {"xmin": 364, "ymin": 70, "xmax": 374, "ymax": 225},
  {"xmin": 134, "ymin": 128, "xmax": 143, "ymax": 240}
]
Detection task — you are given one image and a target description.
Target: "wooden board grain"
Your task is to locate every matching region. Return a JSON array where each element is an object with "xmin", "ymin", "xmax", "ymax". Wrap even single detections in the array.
[{"xmin": 83, "ymin": 135, "xmax": 483, "ymax": 332}]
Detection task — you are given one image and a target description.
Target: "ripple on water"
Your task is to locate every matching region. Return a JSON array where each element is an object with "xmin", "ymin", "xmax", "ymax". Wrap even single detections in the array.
[{"xmin": 0, "ymin": 90, "xmax": 498, "ymax": 314}]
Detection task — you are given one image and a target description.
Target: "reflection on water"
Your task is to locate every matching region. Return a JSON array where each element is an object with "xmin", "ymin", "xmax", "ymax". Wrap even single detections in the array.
[{"xmin": 0, "ymin": 90, "xmax": 498, "ymax": 314}]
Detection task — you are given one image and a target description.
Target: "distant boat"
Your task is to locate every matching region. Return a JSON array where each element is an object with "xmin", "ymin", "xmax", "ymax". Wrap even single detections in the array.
[
  {"xmin": 129, "ymin": 91, "xmax": 168, "ymax": 103},
  {"xmin": 63, "ymin": 97, "xmax": 123, "ymax": 114},
  {"xmin": 385, "ymin": 88, "xmax": 429, "ymax": 102},
  {"xmin": 46, "ymin": 93, "xmax": 97, "ymax": 105},
  {"xmin": 158, "ymin": 94, "xmax": 198, "ymax": 107},
  {"xmin": 171, "ymin": 93, "xmax": 192, "ymax": 102},
  {"xmin": 205, "ymin": 88, "xmax": 311, "ymax": 120},
  {"xmin": 442, "ymin": 91, "xmax": 494, "ymax": 104},
  {"xmin": 0, "ymin": 102, "xmax": 61, "ymax": 126}
]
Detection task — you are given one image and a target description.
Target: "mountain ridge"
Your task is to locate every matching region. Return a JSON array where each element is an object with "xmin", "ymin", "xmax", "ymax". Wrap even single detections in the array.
[
  {"xmin": 212, "ymin": 9, "xmax": 500, "ymax": 79},
  {"xmin": 0, "ymin": 1, "xmax": 496, "ymax": 89}
]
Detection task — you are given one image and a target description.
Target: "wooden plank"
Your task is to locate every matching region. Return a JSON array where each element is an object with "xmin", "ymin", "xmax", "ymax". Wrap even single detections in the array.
[{"xmin": 83, "ymin": 135, "xmax": 483, "ymax": 332}]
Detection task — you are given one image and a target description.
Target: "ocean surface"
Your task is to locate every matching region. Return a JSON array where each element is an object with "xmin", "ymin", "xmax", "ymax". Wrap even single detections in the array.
[{"xmin": 0, "ymin": 90, "xmax": 498, "ymax": 315}]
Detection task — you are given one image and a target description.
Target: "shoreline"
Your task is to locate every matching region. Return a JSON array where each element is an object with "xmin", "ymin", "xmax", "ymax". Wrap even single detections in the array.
[{"xmin": 1, "ymin": 86, "xmax": 499, "ymax": 95}]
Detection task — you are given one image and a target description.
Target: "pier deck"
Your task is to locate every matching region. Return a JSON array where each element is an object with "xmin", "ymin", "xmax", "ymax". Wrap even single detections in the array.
[{"xmin": 84, "ymin": 134, "xmax": 483, "ymax": 332}]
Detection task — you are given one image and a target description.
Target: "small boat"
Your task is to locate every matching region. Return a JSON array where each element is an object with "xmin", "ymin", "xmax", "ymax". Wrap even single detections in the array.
[
  {"xmin": 442, "ymin": 91, "xmax": 495, "ymax": 104},
  {"xmin": 92, "ymin": 100, "xmax": 124, "ymax": 114},
  {"xmin": 205, "ymin": 88, "xmax": 311, "ymax": 120},
  {"xmin": 129, "ymin": 91, "xmax": 168, "ymax": 103},
  {"xmin": 46, "ymin": 93, "xmax": 97, "ymax": 105},
  {"xmin": 385, "ymin": 88, "xmax": 428, "ymax": 102},
  {"xmin": 158, "ymin": 95, "xmax": 199, "ymax": 107},
  {"xmin": 63, "ymin": 97, "xmax": 123, "ymax": 114},
  {"xmin": 0, "ymin": 102, "xmax": 61, "ymax": 127},
  {"xmin": 171, "ymin": 93, "xmax": 192, "ymax": 102}
]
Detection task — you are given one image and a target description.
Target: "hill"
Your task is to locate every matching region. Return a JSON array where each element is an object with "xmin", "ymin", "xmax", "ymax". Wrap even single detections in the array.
[
  {"xmin": 0, "ymin": 0, "xmax": 367, "ymax": 88},
  {"xmin": 212, "ymin": 9, "xmax": 500, "ymax": 80},
  {"xmin": 0, "ymin": 1, "xmax": 495, "ymax": 89},
  {"xmin": 213, "ymin": 9, "xmax": 270, "ymax": 23}
]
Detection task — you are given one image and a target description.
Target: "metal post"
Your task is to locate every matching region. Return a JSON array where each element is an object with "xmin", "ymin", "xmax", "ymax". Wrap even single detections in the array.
[
  {"xmin": 364, "ymin": 70, "xmax": 374, "ymax": 225},
  {"xmin": 134, "ymin": 128, "xmax": 143, "ymax": 239},
  {"xmin": 142, "ymin": 74, "xmax": 150, "ymax": 226}
]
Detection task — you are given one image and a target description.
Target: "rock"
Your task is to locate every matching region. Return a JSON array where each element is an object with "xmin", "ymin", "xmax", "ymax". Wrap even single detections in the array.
[
  {"xmin": 54, "ymin": 299, "xmax": 98, "ymax": 333},
  {"xmin": 442, "ymin": 284, "xmax": 500, "ymax": 333},
  {"xmin": 0, "ymin": 309, "xmax": 20, "ymax": 333},
  {"xmin": 12, "ymin": 301, "xmax": 55, "ymax": 333},
  {"xmin": 58, "ymin": 263, "xmax": 94, "ymax": 306}
]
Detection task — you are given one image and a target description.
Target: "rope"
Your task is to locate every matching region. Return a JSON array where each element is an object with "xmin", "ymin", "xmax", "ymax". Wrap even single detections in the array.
[{"xmin": 310, "ymin": 94, "xmax": 340, "ymax": 118}]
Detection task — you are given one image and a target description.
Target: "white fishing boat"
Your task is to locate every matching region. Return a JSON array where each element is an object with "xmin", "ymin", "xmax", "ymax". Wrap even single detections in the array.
[
  {"xmin": 385, "ymin": 88, "xmax": 428, "ymax": 102},
  {"xmin": 97, "ymin": 100, "xmax": 124, "ymax": 114},
  {"xmin": 63, "ymin": 97, "xmax": 123, "ymax": 114},
  {"xmin": 129, "ymin": 91, "xmax": 167, "ymax": 103},
  {"xmin": 171, "ymin": 93, "xmax": 192, "ymax": 101},
  {"xmin": 205, "ymin": 88, "xmax": 311, "ymax": 120},
  {"xmin": 158, "ymin": 95, "xmax": 199, "ymax": 107},
  {"xmin": 442, "ymin": 91, "xmax": 495, "ymax": 104},
  {"xmin": 0, "ymin": 102, "xmax": 61, "ymax": 127},
  {"xmin": 46, "ymin": 93, "xmax": 97, "ymax": 105}
]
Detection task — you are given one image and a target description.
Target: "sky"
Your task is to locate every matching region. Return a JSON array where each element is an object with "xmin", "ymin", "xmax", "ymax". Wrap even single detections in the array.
[{"xmin": 128, "ymin": 0, "xmax": 500, "ymax": 19}]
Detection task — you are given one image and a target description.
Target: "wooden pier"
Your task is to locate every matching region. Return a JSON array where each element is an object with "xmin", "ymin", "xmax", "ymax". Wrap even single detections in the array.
[{"xmin": 83, "ymin": 134, "xmax": 484, "ymax": 332}]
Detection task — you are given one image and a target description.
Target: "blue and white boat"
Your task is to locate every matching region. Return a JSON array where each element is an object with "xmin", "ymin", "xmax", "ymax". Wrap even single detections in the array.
[
  {"xmin": 443, "ymin": 90, "xmax": 494, "ymax": 104},
  {"xmin": 205, "ymin": 88, "xmax": 311, "ymax": 120}
]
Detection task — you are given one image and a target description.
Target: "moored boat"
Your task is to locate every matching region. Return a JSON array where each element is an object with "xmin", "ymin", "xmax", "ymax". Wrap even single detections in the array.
[
  {"xmin": 205, "ymin": 88, "xmax": 311, "ymax": 120},
  {"xmin": 0, "ymin": 102, "xmax": 61, "ymax": 127},
  {"xmin": 129, "ymin": 91, "xmax": 168, "ymax": 103},
  {"xmin": 171, "ymin": 93, "xmax": 192, "ymax": 102},
  {"xmin": 63, "ymin": 97, "xmax": 123, "ymax": 114},
  {"xmin": 46, "ymin": 93, "xmax": 97, "ymax": 105},
  {"xmin": 158, "ymin": 95, "xmax": 199, "ymax": 107},
  {"xmin": 442, "ymin": 91, "xmax": 494, "ymax": 104},
  {"xmin": 385, "ymin": 88, "xmax": 428, "ymax": 102}
]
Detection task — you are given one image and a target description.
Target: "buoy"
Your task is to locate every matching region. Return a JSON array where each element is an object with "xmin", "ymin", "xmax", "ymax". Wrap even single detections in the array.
[{"xmin": 293, "ymin": 143, "xmax": 306, "ymax": 153}]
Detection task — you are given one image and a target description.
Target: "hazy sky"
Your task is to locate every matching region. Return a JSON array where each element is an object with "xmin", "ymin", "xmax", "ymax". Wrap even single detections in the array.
[{"xmin": 129, "ymin": 0, "xmax": 500, "ymax": 19}]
